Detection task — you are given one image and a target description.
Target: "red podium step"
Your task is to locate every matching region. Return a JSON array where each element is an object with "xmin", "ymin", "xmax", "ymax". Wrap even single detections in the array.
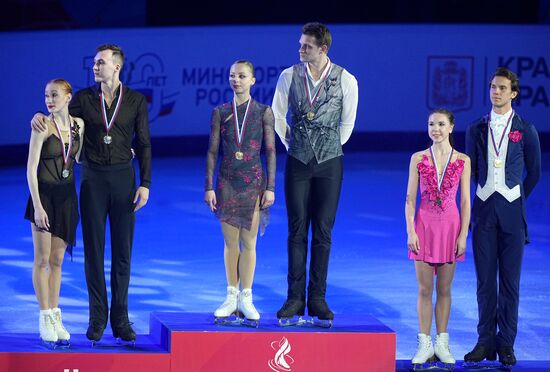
[
  {"xmin": 0, "ymin": 312, "xmax": 396, "ymax": 372},
  {"xmin": 151, "ymin": 312, "xmax": 395, "ymax": 372}
]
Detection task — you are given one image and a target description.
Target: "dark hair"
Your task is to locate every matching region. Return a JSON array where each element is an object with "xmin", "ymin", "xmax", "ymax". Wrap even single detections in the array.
[
  {"xmin": 302, "ymin": 22, "xmax": 332, "ymax": 51},
  {"xmin": 96, "ymin": 44, "xmax": 125, "ymax": 66},
  {"xmin": 232, "ymin": 60, "xmax": 255, "ymax": 78},
  {"xmin": 47, "ymin": 78, "xmax": 73, "ymax": 96},
  {"xmin": 429, "ymin": 108, "xmax": 455, "ymax": 147},
  {"xmin": 491, "ymin": 67, "xmax": 520, "ymax": 100}
]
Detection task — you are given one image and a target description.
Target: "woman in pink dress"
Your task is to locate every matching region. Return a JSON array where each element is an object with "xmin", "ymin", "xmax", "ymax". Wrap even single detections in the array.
[{"xmin": 405, "ymin": 109, "xmax": 471, "ymax": 368}]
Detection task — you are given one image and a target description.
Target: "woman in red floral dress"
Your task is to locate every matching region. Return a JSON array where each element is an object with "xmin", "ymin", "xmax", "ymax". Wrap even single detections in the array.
[
  {"xmin": 405, "ymin": 109, "xmax": 471, "ymax": 368},
  {"xmin": 204, "ymin": 60, "xmax": 276, "ymax": 324}
]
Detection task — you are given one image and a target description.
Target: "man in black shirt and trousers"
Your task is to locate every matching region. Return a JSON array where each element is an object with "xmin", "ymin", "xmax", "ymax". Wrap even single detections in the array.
[{"xmin": 32, "ymin": 44, "xmax": 151, "ymax": 344}]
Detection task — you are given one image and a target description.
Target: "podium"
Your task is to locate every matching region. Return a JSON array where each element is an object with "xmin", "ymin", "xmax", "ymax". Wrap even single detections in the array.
[{"xmin": 0, "ymin": 312, "xmax": 396, "ymax": 372}]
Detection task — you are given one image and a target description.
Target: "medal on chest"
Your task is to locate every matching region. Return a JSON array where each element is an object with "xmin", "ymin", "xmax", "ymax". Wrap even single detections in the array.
[
  {"xmin": 488, "ymin": 110, "xmax": 514, "ymax": 168},
  {"xmin": 303, "ymin": 61, "xmax": 331, "ymax": 121},
  {"xmin": 430, "ymin": 146, "xmax": 454, "ymax": 206},
  {"xmin": 100, "ymin": 84, "xmax": 124, "ymax": 145},
  {"xmin": 232, "ymin": 98, "xmax": 252, "ymax": 160},
  {"xmin": 52, "ymin": 114, "xmax": 73, "ymax": 179}
]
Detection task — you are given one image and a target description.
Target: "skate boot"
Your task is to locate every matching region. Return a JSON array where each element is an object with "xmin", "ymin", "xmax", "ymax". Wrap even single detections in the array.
[
  {"xmin": 497, "ymin": 346, "xmax": 516, "ymax": 369},
  {"xmin": 238, "ymin": 288, "xmax": 260, "ymax": 327},
  {"xmin": 214, "ymin": 286, "xmax": 240, "ymax": 325},
  {"xmin": 307, "ymin": 298, "xmax": 334, "ymax": 328},
  {"xmin": 86, "ymin": 322, "xmax": 105, "ymax": 346},
  {"xmin": 39, "ymin": 309, "xmax": 58, "ymax": 348},
  {"xmin": 463, "ymin": 343, "xmax": 497, "ymax": 368},
  {"xmin": 434, "ymin": 333, "xmax": 455, "ymax": 370},
  {"xmin": 51, "ymin": 307, "xmax": 70, "ymax": 347},
  {"xmin": 411, "ymin": 333, "xmax": 435, "ymax": 371},
  {"xmin": 112, "ymin": 321, "xmax": 137, "ymax": 346},
  {"xmin": 277, "ymin": 298, "xmax": 306, "ymax": 327}
]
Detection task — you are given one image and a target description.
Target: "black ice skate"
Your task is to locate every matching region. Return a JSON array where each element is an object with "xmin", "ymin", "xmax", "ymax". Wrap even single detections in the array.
[
  {"xmin": 463, "ymin": 343, "xmax": 499, "ymax": 370},
  {"xmin": 86, "ymin": 323, "xmax": 105, "ymax": 347},
  {"xmin": 497, "ymin": 347, "xmax": 516, "ymax": 370},
  {"xmin": 277, "ymin": 299, "xmax": 306, "ymax": 327},
  {"xmin": 307, "ymin": 299, "xmax": 334, "ymax": 328},
  {"xmin": 112, "ymin": 321, "xmax": 136, "ymax": 347}
]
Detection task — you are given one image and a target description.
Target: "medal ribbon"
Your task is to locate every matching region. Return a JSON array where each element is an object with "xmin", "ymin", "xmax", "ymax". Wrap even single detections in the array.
[
  {"xmin": 100, "ymin": 83, "xmax": 124, "ymax": 135},
  {"xmin": 232, "ymin": 98, "xmax": 252, "ymax": 149},
  {"xmin": 430, "ymin": 146, "xmax": 453, "ymax": 192},
  {"xmin": 52, "ymin": 114, "xmax": 73, "ymax": 167},
  {"xmin": 303, "ymin": 60, "xmax": 332, "ymax": 107},
  {"xmin": 488, "ymin": 110, "xmax": 514, "ymax": 157}
]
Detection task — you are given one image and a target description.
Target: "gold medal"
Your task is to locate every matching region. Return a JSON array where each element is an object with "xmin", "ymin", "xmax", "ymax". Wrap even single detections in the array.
[
  {"xmin": 235, "ymin": 151, "xmax": 243, "ymax": 160},
  {"xmin": 494, "ymin": 159, "xmax": 503, "ymax": 168},
  {"xmin": 306, "ymin": 111, "xmax": 315, "ymax": 121}
]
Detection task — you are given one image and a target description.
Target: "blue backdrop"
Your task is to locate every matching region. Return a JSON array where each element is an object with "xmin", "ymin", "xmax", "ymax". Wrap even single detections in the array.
[{"xmin": 2, "ymin": 24, "xmax": 549, "ymax": 146}]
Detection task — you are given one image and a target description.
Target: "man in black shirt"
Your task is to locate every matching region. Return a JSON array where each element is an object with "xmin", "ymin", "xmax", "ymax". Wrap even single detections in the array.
[{"xmin": 32, "ymin": 44, "xmax": 151, "ymax": 344}]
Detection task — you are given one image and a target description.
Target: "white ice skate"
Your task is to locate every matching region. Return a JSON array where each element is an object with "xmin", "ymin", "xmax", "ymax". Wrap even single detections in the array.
[
  {"xmin": 52, "ymin": 307, "xmax": 70, "ymax": 347},
  {"xmin": 39, "ymin": 309, "xmax": 58, "ymax": 348},
  {"xmin": 434, "ymin": 333, "xmax": 455, "ymax": 370},
  {"xmin": 238, "ymin": 288, "xmax": 260, "ymax": 327},
  {"xmin": 214, "ymin": 286, "xmax": 240, "ymax": 325},
  {"xmin": 411, "ymin": 333, "xmax": 436, "ymax": 371}
]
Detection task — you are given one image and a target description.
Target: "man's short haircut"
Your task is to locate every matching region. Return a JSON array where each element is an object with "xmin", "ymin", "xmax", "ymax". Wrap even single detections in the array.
[
  {"xmin": 97, "ymin": 44, "xmax": 125, "ymax": 66},
  {"xmin": 491, "ymin": 67, "xmax": 520, "ymax": 100},
  {"xmin": 302, "ymin": 22, "xmax": 332, "ymax": 51}
]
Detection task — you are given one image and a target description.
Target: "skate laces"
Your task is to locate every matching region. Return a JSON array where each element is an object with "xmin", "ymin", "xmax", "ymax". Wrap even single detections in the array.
[
  {"xmin": 42, "ymin": 313, "xmax": 56, "ymax": 327},
  {"xmin": 53, "ymin": 311, "xmax": 67, "ymax": 331}
]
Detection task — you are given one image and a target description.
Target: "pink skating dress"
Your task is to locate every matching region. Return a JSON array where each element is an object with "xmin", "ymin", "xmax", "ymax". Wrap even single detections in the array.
[{"xmin": 408, "ymin": 154, "xmax": 465, "ymax": 263}]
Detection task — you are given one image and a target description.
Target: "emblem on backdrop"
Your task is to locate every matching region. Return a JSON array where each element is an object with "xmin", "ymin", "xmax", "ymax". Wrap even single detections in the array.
[{"xmin": 427, "ymin": 56, "xmax": 474, "ymax": 112}]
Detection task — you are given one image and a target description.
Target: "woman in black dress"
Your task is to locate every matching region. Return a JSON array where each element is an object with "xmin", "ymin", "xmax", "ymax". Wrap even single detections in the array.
[{"xmin": 25, "ymin": 79, "xmax": 84, "ymax": 344}]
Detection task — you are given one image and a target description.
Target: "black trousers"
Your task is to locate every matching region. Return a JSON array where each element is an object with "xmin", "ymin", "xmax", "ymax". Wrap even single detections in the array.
[
  {"xmin": 81, "ymin": 162, "xmax": 136, "ymax": 327},
  {"xmin": 284, "ymin": 155, "xmax": 343, "ymax": 301},
  {"xmin": 472, "ymin": 193, "xmax": 525, "ymax": 349}
]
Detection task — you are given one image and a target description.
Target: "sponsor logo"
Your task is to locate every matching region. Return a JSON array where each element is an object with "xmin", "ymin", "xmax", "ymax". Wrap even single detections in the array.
[
  {"xmin": 427, "ymin": 56, "xmax": 474, "ymax": 112},
  {"xmin": 268, "ymin": 336, "xmax": 294, "ymax": 372}
]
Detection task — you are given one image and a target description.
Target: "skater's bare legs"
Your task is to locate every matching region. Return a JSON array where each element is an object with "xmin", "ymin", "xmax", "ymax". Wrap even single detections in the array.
[
  {"xmin": 221, "ymin": 222, "xmax": 240, "ymax": 287},
  {"xmin": 435, "ymin": 262, "xmax": 456, "ymax": 334},
  {"xmin": 415, "ymin": 260, "xmax": 435, "ymax": 334},
  {"xmin": 48, "ymin": 236, "xmax": 67, "ymax": 308},
  {"xmin": 239, "ymin": 199, "xmax": 260, "ymax": 289},
  {"xmin": 32, "ymin": 225, "xmax": 52, "ymax": 310}
]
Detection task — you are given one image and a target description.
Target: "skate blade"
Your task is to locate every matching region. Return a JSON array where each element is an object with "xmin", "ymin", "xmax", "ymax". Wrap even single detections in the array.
[
  {"xmin": 238, "ymin": 317, "xmax": 259, "ymax": 328},
  {"xmin": 278, "ymin": 315, "xmax": 307, "ymax": 327},
  {"xmin": 90, "ymin": 339, "xmax": 102, "ymax": 348},
  {"xmin": 41, "ymin": 339, "xmax": 58, "ymax": 350},
  {"xmin": 115, "ymin": 338, "xmax": 136, "ymax": 347},
  {"xmin": 463, "ymin": 361, "xmax": 506, "ymax": 370},
  {"xmin": 214, "ymin": 314, "xmax": 245, "ymax": 326},
  {"xmin": 55, "ymin": 339, "xmax": 70, "ymax": 348},
  {"xmin": 411, "ymin": 361, "xmax": 438, "ymax": 371},
  {"xmin": 433, "ymin": 361, "xmax": 455, "ymax": 371},
  {"xmin": 307, "ymin": 316, "xmax": 333, "ymax": 328}
]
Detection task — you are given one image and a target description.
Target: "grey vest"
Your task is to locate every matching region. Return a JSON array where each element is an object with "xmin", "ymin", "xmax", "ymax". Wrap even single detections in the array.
[{"xmin": 288, "ymin": 63, "xmax": 344, "ymax": 164}]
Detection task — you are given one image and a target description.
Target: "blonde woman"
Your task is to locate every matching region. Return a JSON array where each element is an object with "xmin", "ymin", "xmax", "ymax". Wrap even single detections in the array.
[{"xmin": 26, "ymin": 79, "xmax": 84, "ymax": 345}]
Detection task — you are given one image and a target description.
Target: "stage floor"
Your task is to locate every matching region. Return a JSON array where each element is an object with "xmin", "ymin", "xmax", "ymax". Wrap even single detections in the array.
[{"xmin": 1, "ymin": 152, "xmax": 549, "ymax": 362}]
